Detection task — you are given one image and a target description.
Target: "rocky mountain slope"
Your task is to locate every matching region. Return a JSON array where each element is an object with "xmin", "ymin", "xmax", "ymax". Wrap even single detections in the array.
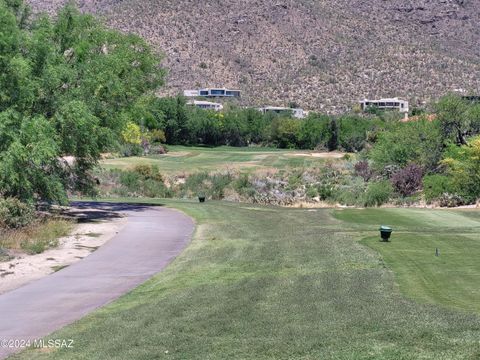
[{"xmin": 27, "ymin": 0, "xmax": 480, "ymax": 112}]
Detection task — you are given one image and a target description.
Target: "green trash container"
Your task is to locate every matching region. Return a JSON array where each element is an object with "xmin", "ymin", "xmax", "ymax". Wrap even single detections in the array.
[{"xmin": 379, "ymin": 226, "xmax": 392, "ymax": 242}]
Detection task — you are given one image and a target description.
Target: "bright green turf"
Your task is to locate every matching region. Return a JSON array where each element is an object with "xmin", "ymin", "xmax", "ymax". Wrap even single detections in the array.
[
  {"xmin": 101, "ymin": 145, "xmax": 339, "ymax": 174},
  {"xmin": 12, "ymin": 201, "xmax": 480, "ymax": 359},
  {"xmin": 336, "ymin": 208, "xmax": 480, "ymax": 313}
]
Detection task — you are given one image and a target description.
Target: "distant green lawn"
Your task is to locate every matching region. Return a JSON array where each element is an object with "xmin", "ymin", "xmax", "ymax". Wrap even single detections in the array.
[
  {"xmin": 13, "ymin": 202, "xmax": 480, "ymax": 359},
  {"xmin": 101, "ymin": 145, "xmax": 343, "ymax": 174}
]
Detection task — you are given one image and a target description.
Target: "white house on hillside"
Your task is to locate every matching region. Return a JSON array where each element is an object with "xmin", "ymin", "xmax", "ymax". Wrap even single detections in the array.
[
  {"xmin": 258, "ymin": 106, "xmax": 307, "ymax": 119},
  {"xmin": 359, "ymin": 97, "xmax": 409, "ymax": 113},
  {"xmin": 184, "ymin": 88, "xmax": 241, "ymax": 98},
  {"xmin": 188, "ymin": 100, "xmax": 224, "ymax": 111}
]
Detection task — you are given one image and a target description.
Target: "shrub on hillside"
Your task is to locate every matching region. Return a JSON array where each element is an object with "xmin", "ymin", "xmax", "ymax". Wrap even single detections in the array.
[
  {"xmin": 209, "ymin": 174, "xmax": 234, "ymax": 199},
  {"xmin": 354, "ymin": 160, "xmax": 373, "ymax": 181},
  {"xmin": 149, "ymin": 145, "xmax": 168, "ymax": 155},
  {"xmin": 317, "ymin": 184, "xmax": 334, "ymax": 200},
  {"xmin": 141, "ymin": 179, "xmax": 172, "ymax": 198},
  {"xmin": 437, "ymin": 193, "xmax": 466, "ymax": 208},
  {"xmin": 105, "ymin": 166, "xmax": 169, "ymax": 198},
  {"xmin": 422, "ymin": 174, "xmax": 455, "ymax": 204},
  {"xmin": 441, "ymin": 136, "xmax": 480, "ymax": 203},
  {"xmin": 391, "ymin": 164, "xmax": 424, "ymax": 197},
  {"xmin": 364, "ymin": 181, "xmax": 393, "ymax": 207},
  {"xmin": 0, "ymin": 198, "xmax": 36, "ymax": 229},
  {"xmin": 119, "ymin": 171, "xmax": 142, "ymax": 190},
  {"xmin": 333, "ymin": 178, "xmax": 368, "ymax": 206},
  {"xmin": 233, "ymin": 174, "xmax": 255, "ymax": 197},
  {"xmin": 179, "ymin": 172, "xmax": 234, "ymax": 200},
  {"xmin": 133, "ymin": 165, "xmax": 163, "ymax": 182},
  {"xmin": 306, "ymin": 186, "xmax": 319, "ymax": 199},
  {"xmin": 119, "ymin": 143, "xmax": 144, "ymax": 157}
]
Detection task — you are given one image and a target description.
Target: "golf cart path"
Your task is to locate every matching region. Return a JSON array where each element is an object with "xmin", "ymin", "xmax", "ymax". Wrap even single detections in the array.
[{"xmin": 0, "ymin": 202, "xmax": 194, "ymax": 359}]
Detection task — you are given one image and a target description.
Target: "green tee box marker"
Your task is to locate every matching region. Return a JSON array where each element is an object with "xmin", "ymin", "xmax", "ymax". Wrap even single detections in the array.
[{"xmin": 379, "ymin": 225, "xmax": 393, "ymax": 242}]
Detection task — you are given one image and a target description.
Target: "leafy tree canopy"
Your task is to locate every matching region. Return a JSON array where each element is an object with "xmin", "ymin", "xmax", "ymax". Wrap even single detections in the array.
[
  {"xmin": 369, "ymin": 118, "xmax": 443, "ymax": 171},
  {"xmin": 0, "ymin": 0, "xmax": 165, "ymax": 203},
  {"xmin": 441, "ymin": 136, "xmax": 480, "ymax": 202}
]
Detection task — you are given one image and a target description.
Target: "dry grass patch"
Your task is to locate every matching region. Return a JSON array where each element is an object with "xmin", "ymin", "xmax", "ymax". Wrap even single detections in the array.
[{"xmin": 0, "ymin": 219, "xmax": 74, "ymax": 255}]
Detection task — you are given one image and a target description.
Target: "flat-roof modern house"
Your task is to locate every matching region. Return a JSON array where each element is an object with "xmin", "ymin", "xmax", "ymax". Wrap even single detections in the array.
[
  {"xmin": 184, "ymin": 88, "xmax": 241, "ymax": 98},
  {"xmin": 359, "ymin": 98, "xmax": 409, "ymax": 114},
  {"xmin": 187, "ymin": 100, "xmax": 224, "ymax": 111},
  {"xmin": 258, "ymin": 106, "xmax": 307, "ymax": 119},
  {"xmin": 183, "ymin": 90, "xmax": 200, "ymax": 97}
]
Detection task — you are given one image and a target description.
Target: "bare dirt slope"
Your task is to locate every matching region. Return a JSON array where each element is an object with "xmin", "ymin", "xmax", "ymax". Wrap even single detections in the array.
[{"xmin": 27, "ymin": 0, "xmax": 480, "ymax": 112}]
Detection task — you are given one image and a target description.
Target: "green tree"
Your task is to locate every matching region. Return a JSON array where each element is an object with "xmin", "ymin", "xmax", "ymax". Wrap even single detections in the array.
[
  {"xmin": 435, "ymin": 94, "xmax": 480, "ymax": 145},
  {"xmin": 441, "ymin": 136, "xmax": 480, "ymax": 203},
  {"xmin": 337, "ymin": 115, "xmax": 380, "ymax": 152},
  {"xmin": 327, "ymin": 118, "xmax": 338, "ymax": 151},
  {"xmin": 369, "ymin": 119, "xmax": 443, "ymax": 171},
  {"xmin": 0, "ymin": 0, "xmax": 165, "ymax": 203},
  {"xmin": 297, "ymin": 114, "xmax": 329, "ymax": 149},
  {"xmin": 270, "ymin": 118, "xmax": 301, "ymax": 148},
  {"xmin": 0, "ymin": 111, "xmax": 64, "ymax": 202},
  {"xmin": 122, "ymin": 122, "xmax": 142, "ymax": 145}
]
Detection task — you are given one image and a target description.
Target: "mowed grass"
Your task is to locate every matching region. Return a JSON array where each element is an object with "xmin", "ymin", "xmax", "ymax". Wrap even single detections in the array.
[
  {"xmin": 13, "ymin": 201, "xmax": 480, "ymax": 359},
  {"xmin": 101, "ymin": 145, "xmax": 343, "ymax": 174},
  {"xmin": 335, "ymin": 208, "xmax": 480, "ymax": 313}
]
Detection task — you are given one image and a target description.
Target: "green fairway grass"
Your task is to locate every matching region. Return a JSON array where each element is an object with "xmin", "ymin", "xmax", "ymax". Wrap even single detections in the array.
[
  {"xmin": 12, "ymin": 202, "xmax": 480, "ymax": 359},
  {"xmin": 336, "ymin": 208, "xmax": 480, "ymax": 313},
  {"xmin": 101, "ymin": 146, "xmax": 342, "ymax": 174}
]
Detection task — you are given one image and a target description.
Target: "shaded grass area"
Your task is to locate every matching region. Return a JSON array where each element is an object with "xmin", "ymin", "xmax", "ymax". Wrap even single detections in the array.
[
  {"xmin": 13, "ymin": 200, "xmax": 480, "ymax": 359},
  {"xmin": 101, "ymin": 145, "xmax": 336, "ymax": 174},
  {"xmin": 0, "ymin": 219, "xmax": 73, "ymax": 255}
]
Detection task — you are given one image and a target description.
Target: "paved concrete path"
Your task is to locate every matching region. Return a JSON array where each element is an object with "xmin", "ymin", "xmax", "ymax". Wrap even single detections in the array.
[{"xmin": 0, "ymin": 202, "xmax": 194, "ymax": 359}]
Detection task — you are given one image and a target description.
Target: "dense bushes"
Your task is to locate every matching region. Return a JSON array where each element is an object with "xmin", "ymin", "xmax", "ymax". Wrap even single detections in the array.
[
  {"xmin": 105, "ymin": 165, "xmax": 171, "ymax": 198},
  {"xmin": 441, "ymin": 136, "xmax": 480, "ymax": 203},
  {"xmin": 369, "ymin": 119, "xmax": 443, "ymax": 171},
  {"xmin": 354, "ymin": 160, "xmax": 373, "ymax": 181},
  {"xmin": 181, "ymin": 172, "xmax": 234, "ymax": 199},
  {"xmin": 422, "ymin": 175, "xmax": 455, "ymax": 204},
  {"xmin": 0, "ymin": 198, "xmax": 35, "ymax": 229},
  {"xmin": 364, "ymin": 181, "xmax": 393, "ymax": 207},
  {"xmin": 391, "ymin": 164, "xmax": 424, "ymax": 197}
]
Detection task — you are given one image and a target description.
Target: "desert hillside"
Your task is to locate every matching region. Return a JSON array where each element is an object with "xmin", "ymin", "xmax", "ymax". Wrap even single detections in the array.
[{"xmin": 27, "ymin": 0, "xmax": 480, "ymax": 112}]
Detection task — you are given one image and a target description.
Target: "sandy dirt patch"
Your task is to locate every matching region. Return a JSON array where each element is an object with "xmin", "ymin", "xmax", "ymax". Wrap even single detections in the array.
[
  {"xmin": 287, "ymin": 152, "xmax": 346, "ymax": 159},
  {"xmin": 0, "ymin": 207, "xmax": 127, "ymax": 295},
  {"xmin": 159, "ymin": 151, "xmax": 191, "ymax": 158}
]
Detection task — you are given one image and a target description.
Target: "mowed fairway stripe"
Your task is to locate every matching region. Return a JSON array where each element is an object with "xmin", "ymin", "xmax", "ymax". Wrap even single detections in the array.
[{"xmin": 0, "ymin": 202, "xmax": 194, "ymax": 359}]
